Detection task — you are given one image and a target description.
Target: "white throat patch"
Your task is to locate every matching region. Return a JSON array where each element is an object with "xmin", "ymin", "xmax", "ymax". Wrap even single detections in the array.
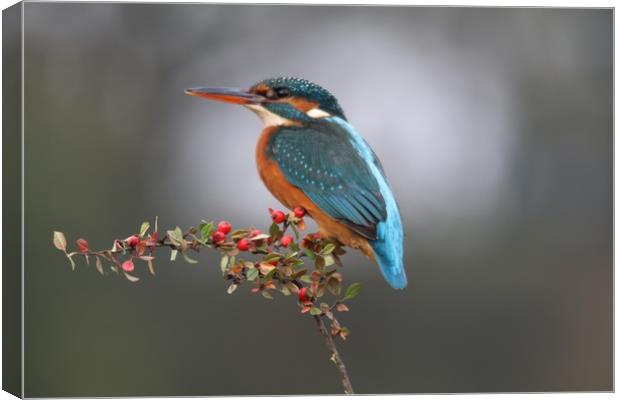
[
  {"xmin": 245, "ymin": 104, "xmax": 295, "ymax": 127},
  {"xmin": 306, "ymin": 108, "xmax": 331, "ymax": 119}
]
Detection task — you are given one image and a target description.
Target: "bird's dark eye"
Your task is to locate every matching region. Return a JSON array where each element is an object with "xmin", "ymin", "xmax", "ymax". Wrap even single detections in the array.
[{"xmin": 274, "ymin": 87, "xmax": 291, "ymax": 98}]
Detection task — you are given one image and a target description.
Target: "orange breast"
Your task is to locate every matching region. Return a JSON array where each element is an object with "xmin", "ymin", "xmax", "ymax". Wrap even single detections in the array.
[{"xmin": 255, "ymin": 126, "xmax": 375, "ymax": 259}]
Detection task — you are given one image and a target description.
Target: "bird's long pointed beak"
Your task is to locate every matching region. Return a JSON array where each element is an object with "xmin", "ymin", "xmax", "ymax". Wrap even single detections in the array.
[{"xmin": 184, "ymin": 87, "xmax": 264, "ymax": 105}]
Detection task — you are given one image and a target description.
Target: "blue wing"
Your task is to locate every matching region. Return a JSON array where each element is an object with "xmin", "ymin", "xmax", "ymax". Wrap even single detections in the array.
[
  {"xmin": 266, "ymin": 119, "xmax": 387, "ymax": 239},
  {"xmin": 267, "ymin": 117, "xmax": 407, "ymax": 289}
]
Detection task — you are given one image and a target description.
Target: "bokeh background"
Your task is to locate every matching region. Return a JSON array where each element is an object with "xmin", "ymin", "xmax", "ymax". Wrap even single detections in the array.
[{"xmin": 22, "ymin": 4, "xmax": 612, "ymax": 396}]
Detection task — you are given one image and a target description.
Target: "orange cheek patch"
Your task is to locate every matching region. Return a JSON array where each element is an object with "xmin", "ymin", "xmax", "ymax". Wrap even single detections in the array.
[
  {"xmin": 251, "ymin": 83, "xmax": 270, "ymax": 96},
  {"xmin": 288, "ymin": 97, "xmax": 319, "ymax": 112}
]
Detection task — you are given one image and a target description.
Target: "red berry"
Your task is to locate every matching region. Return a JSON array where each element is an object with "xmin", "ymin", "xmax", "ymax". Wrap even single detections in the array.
[
  {"xmin": 280, "ymin": 235, "xmax": 293, "ymax": 247},
  {"xmin": 211, "ymin": 231, "xmax": 226, "ymax": 245},
  {"xmin": 271, "ymin": 210, "xmax": 286, "ymax": 224},
  {"xmin": 249, "ymin": 229, "xmax": 263, "ymax": 237},
  {"xmin": 76, "ymin": 238, "xmax": 89, "ymax": 253},
  {"xmin": 298, "ymin": 287, "xmax": 310, "ymax": 302},
  {"xmin": 294, "ymin": 207, "xmax": 306, "ymax": 218},
  {"xmin": 237, "ymin": 238, "xmax": 251, "ymax": 251},
  {"xmin": 217, "ymin": 221, "xmax": 232, "ymax": 235},
  {"xmin": 121, "ymin": 259, "xmax": 135, "ymax": 272},
  {"xmin": 126, "ymin": 235, "xmax": 139, "ymax": 248}
]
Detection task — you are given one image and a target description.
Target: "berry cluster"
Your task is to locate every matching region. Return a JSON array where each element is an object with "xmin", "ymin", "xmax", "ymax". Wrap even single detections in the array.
[{"xmin": 52, "ymin": 207, "xmax": 361, "ymax": 342}]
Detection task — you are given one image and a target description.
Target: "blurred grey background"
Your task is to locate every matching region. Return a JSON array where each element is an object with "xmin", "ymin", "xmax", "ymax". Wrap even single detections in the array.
[{"xmin": 22, "ymin": 3, "xmax": 612, "ymax": 396}]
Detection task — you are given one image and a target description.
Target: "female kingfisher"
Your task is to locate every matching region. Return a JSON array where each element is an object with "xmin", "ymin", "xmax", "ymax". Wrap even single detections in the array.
[{"xmin": 185, "ymin": 77, "xmax": 407, "ymax": 289}]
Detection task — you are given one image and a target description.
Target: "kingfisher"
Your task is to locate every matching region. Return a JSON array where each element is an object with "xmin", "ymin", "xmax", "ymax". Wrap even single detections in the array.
[{"xmin": 185, "ymin": 77, "xmax": 407, "ymax": 289}]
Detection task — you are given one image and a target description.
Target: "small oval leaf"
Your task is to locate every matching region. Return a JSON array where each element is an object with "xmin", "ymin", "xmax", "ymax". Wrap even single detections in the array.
[
  {"xmin": 53, "ymin": 231, "xmax": 67, "ymax": 252},
  {"xmin": 344, "ymin": 282, "xmax": 362, "ymax": 300}
]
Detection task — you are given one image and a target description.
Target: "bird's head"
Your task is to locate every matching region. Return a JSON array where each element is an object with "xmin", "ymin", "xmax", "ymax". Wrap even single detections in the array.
[{"xmin": 185, "ymin": 77, "xmax": 346, "ymax": 126}]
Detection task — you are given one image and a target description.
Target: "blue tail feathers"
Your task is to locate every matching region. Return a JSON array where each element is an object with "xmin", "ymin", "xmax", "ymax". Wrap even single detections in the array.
[
  {"xmin": 371, "ymin": 207, "xmax": 407, "ymax": 289},
  {"xmin": 327, "ymin": 116, "xmax": 407, "ymax": 289},
  {"xmin": 367, "ymin": 142, "xmax": 407, "ymax": 289}
]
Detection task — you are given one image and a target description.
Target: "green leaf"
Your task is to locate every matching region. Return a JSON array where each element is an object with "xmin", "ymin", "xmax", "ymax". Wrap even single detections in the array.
[
  {"xmin": 263, "ymin": 253, "xmax": 281, "ymax": 263},
  {"xmin": 321, "ymin": 243, "xmax": 336, "ymax": 255},
  {"xmin": 170, "ymin": 249, "xmax": 178, "ymax": 261},
  {"xmin": 300, "ymin": 275, "xmax": 313, "ymax": 284},
  {"xmin": 261, "ymin": 290, "xmax": 273, "ymax": 300},
  {"xmin": 199, "ymin": 221, "xmax": 214, "ymax": 241},
  {"xmin": 285, "ymin": 282, "xmax": 299, "ymax": 294},
  {"xmin": 230, "ymin": 229, "xmax": 249, "ymax": 240},
  {"xmin": 327, "ymin": 278, "xmax": 341, "ymax": 296},
  {"xmin": 290, "ymin": 258, "xmax": 305, "ymax": 267},
  {"xmin": 246, "ymin": 267, "xmax": 259, "ymax": 281},
  {"xmin": 344, "ymin": 282, "xmax": 362, "ymax": 300},
  {"xmin": 220, "ymin": 255, "xmax": 229, "ymax": 275},
  {"xmin": 310, "ymin": 307, "xmax": 322, "ymax": 316},
  {"xmin": 290, "ymin": 224, "xmax": 299, "ymax": 239},
  {"xmin": 182, "ymin": 253, "xmax": 198, "ymax": 264},
  {"xmin": 167, "ymin": 227, "xmax": 183, "ymax": 246},
  {"xmin": 269, "ymin": 222, "xmax": 281, "ymax": 238},
  {"xmin": 323, "ymin": 255, "xmax": 335, "ymax": 267},
  {"xmin": 139, "ymin": 222, "xmax": 150, "ymax": 238},
  {"xmin": 95, "ymin": 256, "xmax": 104, "ymax": 275},
  {"xmin": 304, "ymin": 249, "xmax": 316, "ymax": 260},
  {"xmin": 263, "ymin": 267, "xmax": 277, "ymax": 281},
  {"xmin": 53, "ymin": 231, "xmax": 67, "ymax": 252}
]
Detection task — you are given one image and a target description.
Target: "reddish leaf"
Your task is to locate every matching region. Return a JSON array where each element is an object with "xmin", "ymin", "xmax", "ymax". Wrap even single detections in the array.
[
  {"xmin": 258, "ymin": 262, "xmax": 276, "ymax": 275},
  {"xmin": 136, "ymin": 240, "xmax": 147, "ymax": 256},
  {"xmin": 76, "ymin": 238, "xmax": 89, "ymax": 253},
  {"xmin": 336, "ymin": 303, "xmax": 349, "ymax": 312}
]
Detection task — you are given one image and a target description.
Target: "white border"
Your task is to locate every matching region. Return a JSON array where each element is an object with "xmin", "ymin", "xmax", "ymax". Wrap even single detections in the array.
[{"xmin": 0, "ymin": 1, "xmax": 615, "ymax": 400}]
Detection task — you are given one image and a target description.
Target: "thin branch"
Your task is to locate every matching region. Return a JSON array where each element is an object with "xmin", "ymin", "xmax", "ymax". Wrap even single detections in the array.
[
  {"xmin": 313, "ymin": 315, "xmax": 354, "ymax": 394},
  {"xmin": 55, "ymin": 212, "xmax": 361, "ymax": 395}
]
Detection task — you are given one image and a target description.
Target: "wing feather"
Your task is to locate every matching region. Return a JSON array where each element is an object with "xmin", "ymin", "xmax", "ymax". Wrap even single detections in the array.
[{"xmin": 267, "ymin": 120, "xmax": 387, "ymax": 239}]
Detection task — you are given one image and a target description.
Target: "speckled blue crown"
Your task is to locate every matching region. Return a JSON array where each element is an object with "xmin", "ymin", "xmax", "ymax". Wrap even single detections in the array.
[{"xmin": 255, "ymin": 77, "xmax": 346, "ymax": 120}]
